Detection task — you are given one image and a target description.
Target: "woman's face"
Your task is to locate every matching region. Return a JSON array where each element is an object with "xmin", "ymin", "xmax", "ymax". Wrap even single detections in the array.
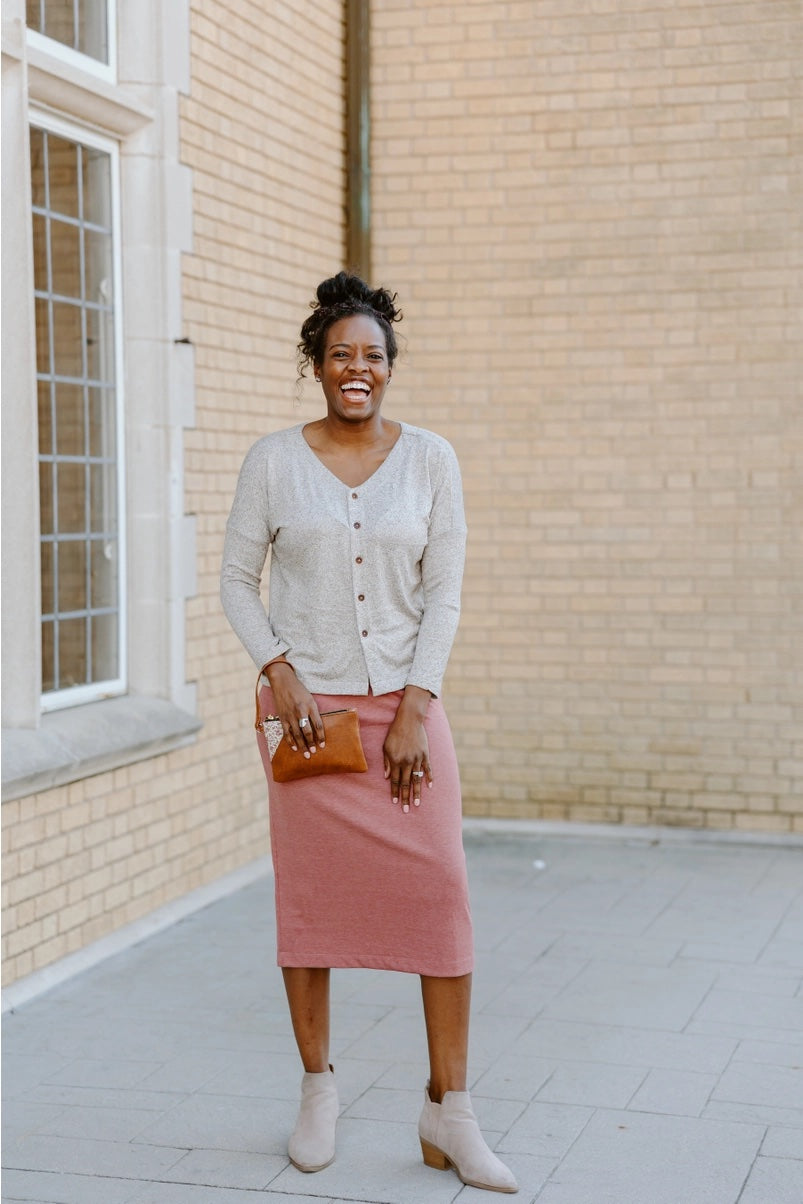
[{"xmin": 316, "ymin": 313, "xmax": 391, "ymax": 425}]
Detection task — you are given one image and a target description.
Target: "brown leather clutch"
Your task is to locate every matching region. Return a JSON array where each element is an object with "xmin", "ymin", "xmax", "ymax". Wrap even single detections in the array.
[{"xmin": 254, "ymin": 670, "xmax": 368, "ymax": 783}]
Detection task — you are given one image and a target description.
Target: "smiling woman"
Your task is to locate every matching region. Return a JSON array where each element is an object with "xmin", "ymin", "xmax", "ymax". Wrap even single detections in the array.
[{"xmin": 220, "ymin": 271, "xmax": 517, "ymax": 1193}]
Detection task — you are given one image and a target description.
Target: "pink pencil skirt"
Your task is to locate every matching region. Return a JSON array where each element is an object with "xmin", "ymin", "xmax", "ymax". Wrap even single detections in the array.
[{"xmin": 256, "ymin": 687, "xmax": 474, "ymax": 977}]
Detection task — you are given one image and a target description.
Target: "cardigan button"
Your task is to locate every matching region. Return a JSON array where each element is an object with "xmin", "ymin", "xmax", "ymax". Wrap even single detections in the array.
[
  {"xmin": 355, "ymin": 556, "xmax": 363, "ymax": 564},
  {"xmin": 361, "ymin": 630, "xmax": 368, "ymax": 637},
  {"xmin": 352, "ymin": 492, "xmax": 358, "ymax": 499},
  {"xmin": 353, "ymin": 522, "xmax": 361, "ymax": 529},
  {"xmin": 358, "ymin": 594, "xmax": 365, "ymax": 601}
]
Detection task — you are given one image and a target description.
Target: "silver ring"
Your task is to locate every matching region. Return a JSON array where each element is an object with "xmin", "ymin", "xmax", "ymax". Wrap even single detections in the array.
[
  {"xmin": 299, "ymin": 716, "xmax": 311, "ymax": 729},
  {"xmin": 412, "ymin": 770, "xmax": 424, "ymax": 778}
]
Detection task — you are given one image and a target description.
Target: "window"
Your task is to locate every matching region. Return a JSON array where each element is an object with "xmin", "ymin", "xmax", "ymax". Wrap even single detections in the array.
[
  {"xmin": 31, "ymin": 119, "xmax": 125, "ymax": 709},
  {"xmin": 25, "ymin": 0, "xmax": 116, "ymax": 83},
  {"xmin": 26, "ymin": 0, "xmax": 110, "ymax": 64},
  {"xmin": 2, "ymin": 4, "xmax": 199, "ymax": 800}
]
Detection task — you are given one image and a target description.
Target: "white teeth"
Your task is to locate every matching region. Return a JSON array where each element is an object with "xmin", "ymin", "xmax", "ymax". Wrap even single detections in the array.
[{"xmin": 342, "ymin": 382, "xmax": 370, "ymax": 394}]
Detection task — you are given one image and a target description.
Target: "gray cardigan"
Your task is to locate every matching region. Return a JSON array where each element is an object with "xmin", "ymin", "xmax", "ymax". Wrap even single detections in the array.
[{"xmin": 220, "ymin": 422, "xmax": 467, "ymax": 697}]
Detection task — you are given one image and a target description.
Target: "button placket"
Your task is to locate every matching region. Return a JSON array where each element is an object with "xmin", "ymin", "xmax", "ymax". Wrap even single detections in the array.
[{"xmin": 348, "ymin": 489, "xmax": 368, "ymax": 641}]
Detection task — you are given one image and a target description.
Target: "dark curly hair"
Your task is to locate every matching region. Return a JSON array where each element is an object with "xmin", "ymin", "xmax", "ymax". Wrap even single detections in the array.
[{"xmin": 297, "ymin": 271, "xmax": 402, "ymax": 378}]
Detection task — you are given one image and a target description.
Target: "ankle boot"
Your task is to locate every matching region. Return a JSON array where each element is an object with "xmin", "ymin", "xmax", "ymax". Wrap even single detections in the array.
[
  {"xmin": 418, "ymin": 1083, "xmax": 518, "ymax": 1193},
  {"xmin": 288, "ymin": 1064, "xmax": 338, "ymax": 1172}
]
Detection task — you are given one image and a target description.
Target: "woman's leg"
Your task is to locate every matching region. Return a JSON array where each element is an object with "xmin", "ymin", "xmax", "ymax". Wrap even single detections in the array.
[
  {"xmin": 282, "ymin": 967, "xmax": 338, "ymax": 1173},
  {"xmin": 419, "ymin": 972, "xmax": 518, "ymax": 1192},
  {"xmin": 420, "ymin": 972, "xmax": 471, "ymax": 1101},
  {"xmin": 282, "ymin": 967, "xmax": 331, "ymax": 1071}
]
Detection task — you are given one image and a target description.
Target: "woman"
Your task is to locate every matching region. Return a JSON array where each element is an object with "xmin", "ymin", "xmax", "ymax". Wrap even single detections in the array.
[{"xmin": 220, "ymin": 272, "xmax": 517, "ymax": 1194}]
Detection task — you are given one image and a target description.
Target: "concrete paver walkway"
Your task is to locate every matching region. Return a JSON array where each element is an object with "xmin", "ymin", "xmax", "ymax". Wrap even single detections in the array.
[{"xmin": 3, "ymin": 824, "xmax": 803, "ymax": 1203}]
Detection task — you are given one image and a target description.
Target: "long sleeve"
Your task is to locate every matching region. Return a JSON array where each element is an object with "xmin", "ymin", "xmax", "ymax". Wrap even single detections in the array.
[
  {"xmin": 220, "ymin": 439, "xmax": 290, "ymax": 669},
  {"xmin": 405, "ymin": 442, "xmax": 467, "ymax": 696}
]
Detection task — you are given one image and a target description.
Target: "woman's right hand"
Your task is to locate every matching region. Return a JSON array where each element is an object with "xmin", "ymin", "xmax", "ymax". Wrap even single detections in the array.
[{"xmin": 265, "ymin": 659, "xmax": 325, "ymax": 758}]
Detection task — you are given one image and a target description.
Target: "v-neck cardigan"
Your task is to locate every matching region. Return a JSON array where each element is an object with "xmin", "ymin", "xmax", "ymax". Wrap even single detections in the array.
[{"xmin": 220, "ymin": 422, "xmax": 467, "ymax": 698}]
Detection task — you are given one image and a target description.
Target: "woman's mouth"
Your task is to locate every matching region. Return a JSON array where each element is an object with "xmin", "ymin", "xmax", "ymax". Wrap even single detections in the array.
[{"xmin": 340, "ymin": 381, "xmax": 372, "ymax": 401}]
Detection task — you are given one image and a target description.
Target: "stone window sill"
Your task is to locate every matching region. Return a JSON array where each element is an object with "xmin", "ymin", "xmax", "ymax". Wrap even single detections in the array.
[{"xmin": 2, "ymin": 696, "xmax": 202, "ymax": 802}]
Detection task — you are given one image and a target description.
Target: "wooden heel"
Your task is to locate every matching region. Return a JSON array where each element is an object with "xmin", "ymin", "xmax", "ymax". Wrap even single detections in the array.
[{"xmin": 420, "ymin": 1137, "xmax": 450, "ymax": 1170}]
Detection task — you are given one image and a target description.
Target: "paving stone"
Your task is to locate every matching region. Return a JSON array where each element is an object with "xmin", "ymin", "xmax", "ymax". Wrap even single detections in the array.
[
  {"xmin": 133, "ymin": 1092, "xmax": 292, "ymax": 1156},
  {"xmin": 0, "ymin": 1169, "xmax": 140, "ymax": 1203},
  {"xmin": 1, "ymin": 1134, "xmax": 186, "ymax": 1179},
  {"xmin": 712, "ymin": 1060, "xmax": 803, "ymax": 1109},
  {"xmin": 692, "ymin": 989, "xmax": 803, "ymax": 1032},
  {"xmin": 540, "ymin": 962, "xmax": 715, "ymax": 1031},
  {"xmin": 737, "ymin": 1156, "xmax": 803, "ymax": 1204},
  {"xmin": 496, "ymin": 1100, "xmax": 594, "ymax": 1159},
  {"xmin": 513, "ymin": 1018, "xmax": 736, "ymax": 1074},
  {"xmin": 31, "ymin": 1103, "xmax": 167, "ymax": 1142},
  {"xmin": 536, "ymin": 1061, "xmax": 647, "ymax": 1108},
  {"xmin": 533, "ymin": 1108, "xmax": 764, "ymax": 1204},
  {"xmin": 163, "ymin": 1146, "xmax": 287, "ymax": 1188},
  {"xmin": 626, "ymin": 1068, "xmax": 718, "ymax": 1117},
  {"xmin": 762, "ymin": 1126, "xmax": 803, "ymax": 1159}
]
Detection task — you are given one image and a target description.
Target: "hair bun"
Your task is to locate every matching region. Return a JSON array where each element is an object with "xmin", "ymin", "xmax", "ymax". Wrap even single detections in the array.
[{"xmin": 314, "ymin": 271, "xmax": 401, "ymax": 324}]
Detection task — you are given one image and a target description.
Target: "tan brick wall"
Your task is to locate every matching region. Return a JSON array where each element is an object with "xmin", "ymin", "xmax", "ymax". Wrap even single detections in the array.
[
  {"xmin": 2, "ymin": 0, "xmax": 347, "ymax": 988},
  {"xmin": 371, "ymin": 1, "xmax": 802, "ymax": 830}
]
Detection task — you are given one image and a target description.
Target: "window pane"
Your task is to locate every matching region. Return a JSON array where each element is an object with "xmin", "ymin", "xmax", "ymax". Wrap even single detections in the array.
[
  {"xmin": 54, "ymin": 384, "xmax": 85, "ymax": 456},
  {"xmin": 90, "ymin": 463, "xmax": 116, "ymax": 532},
  {"xmin": 39, "ymin": 463, "xmax": 54, "ymax": 535},
  {"xmin": 50, "ymin": 218, "xmax": 81, "ymax": 299},
  {"xmin": 38, "ymin": 380, "xmax": 54, "ymax": 455},
  {"xmin": 91, "ymin": 538, "xmax": 116, "ymax": 607},
  {"xmin": 91, "ymin": 612, "xmax": 117, "ymax": 680},
  {"xmin": 41, "ymin": 619, "xmax": 55, "ymax": 692},
  {"xmin": 88, "ymin": 386, "xmax": 115, "ymax": 457},
  {"xmin": 51, "ymin": 300, "xmax": 83, "ymax": 377},
  {"xmin": 28, "ymin": 1, "xmax": 109, "ymax": 66},
  {"xmin": 30, "ymin": 125, "xmax": 46, "ymax": 206},
  {"xmin": 86, "ymin": 307, "xmax": 114, "ymax": 382},
  {"xmin": 32, "ymin": 213, "xmax": 48, "ymax": 291},
  {"xmin": 47, "ymin": 135, "xmax": 79, "ymax": 219},
  {"xmin": 81, "ymin": 146, "xmax": 111, "ymax": 227},
  {"xmin": 57, "ymin": 538, "xmax": 87, "ymax": 613},
  {"xmin": 57, "ymin": 461, "xmax": 85, "ymax": 533},
  {"xmin": 41, "ymin": 541, "xmax": 55, "ymax": 617},
  {"xmin": 35, "ymin": 297, "xmax": 51, "ymax": 374},
  {"xmin": 58, "ymin": 616, "xmax": 87, "ymax": 687},
  {"xmin": 83, "ymin": 227, "xmax": 112, "ymax": 302}
]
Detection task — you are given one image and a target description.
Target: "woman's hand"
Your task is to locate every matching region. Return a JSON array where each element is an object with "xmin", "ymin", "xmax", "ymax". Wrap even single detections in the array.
[
  {"xmin": 265, "ymin": 659, "xmax": 325, "ymax": 758},
  {"xmin": 383, "ymin": 686, "xmax": 434, "ymax": 812}
]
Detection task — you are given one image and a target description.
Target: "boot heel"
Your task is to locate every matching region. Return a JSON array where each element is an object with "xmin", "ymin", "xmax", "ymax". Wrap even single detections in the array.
[{"xmin": 420, "ymin": 1137, "xmax": 449, "ymax": 1170}]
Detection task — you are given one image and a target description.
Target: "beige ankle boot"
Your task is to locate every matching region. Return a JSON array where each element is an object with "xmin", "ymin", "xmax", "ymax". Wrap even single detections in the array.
[
  {"xmin": 288, "ymin": 1064, "xmax": 338, "ymax": 1172},
  {"xmin": 418, "ymin": 1083, "xmax": 518, "ymax": 1193}
]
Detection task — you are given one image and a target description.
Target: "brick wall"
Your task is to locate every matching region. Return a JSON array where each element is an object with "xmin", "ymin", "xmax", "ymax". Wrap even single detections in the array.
[
  {"xmin": 2, "ymin": 0, "xmax": 347, "ymax": 987},
  {"xmin": 371, "ymin": 0, "xmax": 802, "ymax": 830}
]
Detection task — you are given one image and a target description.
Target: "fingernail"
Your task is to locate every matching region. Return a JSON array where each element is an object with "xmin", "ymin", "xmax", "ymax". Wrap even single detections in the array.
[
  {"xmin": 291, "ymin": 744, "xmax": 298, "ymax": 751},
  {"xmin": 320, "ymin": 741, "xmax": 325, "ymax": 748},
  {"xmin": 393, "ymin": 797, "xmax": 398, "ymax": 805},
  {"xmin": 427, "ymin": 781, "xmax": 433, "ymax": 788},
  {"xmin": 403, "ymin": 803, "xmax": 410, "ymax": 813},
  {"xmin": 414, "ymin": 799, "xmax": 420, "ymax": 807},
  {"xmin": 304, "ymin": 751, "xmax": 310, "ymax": 759},
  {"xmin": 310, "ymin": 746, "xmax": 317, "ymax": 754}
]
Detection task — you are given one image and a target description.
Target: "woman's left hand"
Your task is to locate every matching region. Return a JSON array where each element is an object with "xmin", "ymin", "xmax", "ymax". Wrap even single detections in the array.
[{"xmin": 383, "ymin": 686, "xmax": 434, "ymax": 812}]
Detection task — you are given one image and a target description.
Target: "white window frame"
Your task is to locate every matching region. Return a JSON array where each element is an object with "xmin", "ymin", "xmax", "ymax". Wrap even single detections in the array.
[
  {"xmin": 31, "ymin": 110, "xmax": 128, "ymax": 712},
  {"xmin": 2, "ymin": 0, "xmax": 199, "ymax": 802},
  {"xmin": 26, "ymin": 1, "xmax": 117, "ymax": 83}
]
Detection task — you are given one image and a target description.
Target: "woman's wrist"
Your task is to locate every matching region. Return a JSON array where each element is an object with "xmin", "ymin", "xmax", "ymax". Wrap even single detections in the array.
[
  {"xmin": 398, "ymin": 684, "xmax": 431, "ymax": 720},
  {"xmin": 265, "ymin": 657, "xmax": 296, "ymax": 687}
]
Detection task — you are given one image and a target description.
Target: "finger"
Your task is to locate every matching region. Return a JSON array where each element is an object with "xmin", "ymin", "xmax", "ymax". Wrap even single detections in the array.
[
  {"xmin": 412, "ymin": 766, "xmax": 424, "ymax": 807},
  {"xmin": 424, "ymin": 760, "xmax": 434, "ymax": 789},
  {"xmin": 283, "ymin": 724, "xmax": 299, "ymax": 752},
  {"xmin": 310, "ymin": 701, "xmax": 326, "ymax": 748},
  {"xmin": 286, "ymin": 718, "xmax": 311, "ymax": 758},
  {"xmin": 390, "ymin": 775, "xmax": 401, "ymax": 804},
  {"xmin": 295, "ymin": 711, "xmax": 316, "ymax": 754},
  {"xmin": 400, "ymin": 773, "xmax": 413, "ymax": 813}
]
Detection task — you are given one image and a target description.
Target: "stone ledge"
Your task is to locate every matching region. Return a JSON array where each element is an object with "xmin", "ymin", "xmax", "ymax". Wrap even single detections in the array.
[{"xmin": 1, "ymin": 694, "xmax": 202, "ymax": 802}]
